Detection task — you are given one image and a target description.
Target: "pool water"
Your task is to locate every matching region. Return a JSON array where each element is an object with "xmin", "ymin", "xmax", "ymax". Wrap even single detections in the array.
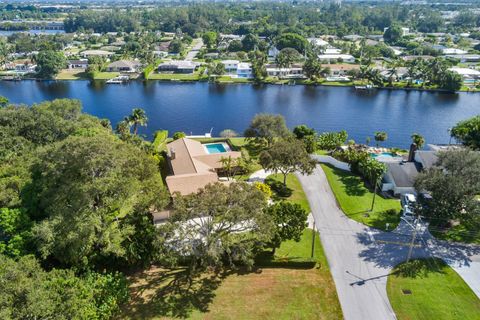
[
  {"xmin": 370, "ymin": 152, "xmax": 397, "ymax": 158},
  {"xmin": 204, "ymin": 143, "xmax": 228, "ymax": 154}
]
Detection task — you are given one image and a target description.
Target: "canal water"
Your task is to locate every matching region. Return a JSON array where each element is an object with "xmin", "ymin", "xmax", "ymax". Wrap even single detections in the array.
[{"xmin": 0, "ymin": 80, "xmax": 478, "ymax": 148}]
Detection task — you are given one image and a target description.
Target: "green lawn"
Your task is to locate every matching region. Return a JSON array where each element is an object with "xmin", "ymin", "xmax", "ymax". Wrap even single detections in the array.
[
  {"xmin": 148, "ymin": 72, "xmax": 205, "ymax": 81},
  {"xmin": 429, "ymin": 222, "xmax": 480, "ymax": 245},
  {"xmin": 314, "ymin": 149, "xmax": 329, "ymax": 155},
  {"xmin": 55, "ymin": 69, "xmax": 88, "ymax": 80},
  {"xmin": 121, "ymin": 229, "xmax": 342, "ymax": 320},
  {"xmin": 265, "ymin": 173, "xmax": 311, "ymax": 213},
  {"xmin": 93, "ymin": 72, "xmax": 120, "ymax": 80},
  {"xmin": 320, "ymin": 164, "xmax": 401, "ymax": 230},
  {"xmin": 387, "ymin": 259, "xmax": 480, "ymax": 320}
]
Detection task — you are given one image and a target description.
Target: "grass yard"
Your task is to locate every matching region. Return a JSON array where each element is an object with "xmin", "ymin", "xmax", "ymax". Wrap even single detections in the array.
[
  {"xmin": 320, "ymin": 164, "xmax": 401, "ymax": 230},
  {"xmin": 93, "ymin": 72, "xmax": 120, "ymax": 80},
  {"xmin": 120, "ymin": 229, "xmax": 342, "ymax": 320},
  {"xmin": 56, "ymin": 69, "xmax": 88, "ymax": 80},
  {"xmin": 265, "ymin": 173, "xmax": 311, "ymax": 212},
  {"xmin": 387, "ymin": 258, "xmax": 480, "ymax": 320},
  {"xmin": 429, "ymin": 222, "xmax": 480, "ymax": 245},
  {"xmin": 148, "ymin": 72, "xmax": 204, "ymax": 81}
]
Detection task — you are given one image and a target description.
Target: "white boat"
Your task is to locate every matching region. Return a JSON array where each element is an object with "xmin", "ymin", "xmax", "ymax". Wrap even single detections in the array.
[
  {"xmin": 355, "ymin": 84, "xmax": 373, "ymax": 90},
  {"xmin": 326, "ymin": 76, "xmax": 350, "ymax": 82},
  {"xmin": 106, "ymin": 75, "xmax": 130, "ymax": 84}
]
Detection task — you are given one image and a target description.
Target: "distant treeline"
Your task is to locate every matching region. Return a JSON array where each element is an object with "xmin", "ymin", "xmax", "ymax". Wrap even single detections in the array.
[{"xmin": 61, "ymin": 2, "xmax": 480, "ymax": 36}]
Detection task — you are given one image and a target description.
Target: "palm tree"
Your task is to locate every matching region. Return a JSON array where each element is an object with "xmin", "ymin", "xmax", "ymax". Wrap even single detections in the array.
[
  {"xmin": 411, "ymin": 133, "xmax": 425, "ymax": 149},
  {"xmin": 385, "ymin": 59, "xmax": 401, "ymax": 87},
  {"xmin": 128, "ymin": 108, "xmax": 148, "ymax": 135}
]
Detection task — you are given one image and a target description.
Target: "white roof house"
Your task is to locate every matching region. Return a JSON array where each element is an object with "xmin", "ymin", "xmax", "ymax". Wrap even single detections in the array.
[
  {"xmin": 442, "ymin": 48, "xmax": 468, "ymax": 55},
  {"xmin": 80, "ymin": 50, "xmax": 113, "ymax": 57},
  {"xmin": 221, "ymin": 60, "xmax": 240, "ymax": 72},
  {"xmin": 237, "ymin": 62, "xmax": 253, "ymax": 78},
  {"xmin": 324, "ymin": 48, "xmax": 342, "ymax": 54},
  {"xmin": 449, "ymin": 67, "xmax": 480, "ymax": 79},
  {"xmin": 318, "ymin": 54, "xmax": 355, "ymax": 63},
  {"xmin": 308, "ymin": 38, "xmax": 329, "ymax": 47}
]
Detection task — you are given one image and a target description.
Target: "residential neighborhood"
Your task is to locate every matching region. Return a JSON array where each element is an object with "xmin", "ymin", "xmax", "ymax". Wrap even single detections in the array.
[{"xmin": 0, "ymin": 1, "xmax": 480, "ymax": 320}]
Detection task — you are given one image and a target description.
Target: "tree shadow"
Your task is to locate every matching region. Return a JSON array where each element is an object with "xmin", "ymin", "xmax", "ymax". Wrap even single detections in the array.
[
  {"xmin": 122, "ymin": 267, "xmax": 224, "ymax": 319},
  {"xmin": 393, "ymin": 258, "xmax": 446, "ymax": 279},
  {"xmin": 265, "ymin": 177, "xmax": 293, "ymax": 198}
]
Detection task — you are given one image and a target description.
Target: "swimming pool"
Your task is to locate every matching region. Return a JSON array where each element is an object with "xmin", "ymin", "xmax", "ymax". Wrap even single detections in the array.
[
  {"xmin": 203, "ymin": 142, "xmax": 230, "ymax": 154},
  {"xmin": 370, "ymin": 152, "xmax": 397, "ymax": 158}
]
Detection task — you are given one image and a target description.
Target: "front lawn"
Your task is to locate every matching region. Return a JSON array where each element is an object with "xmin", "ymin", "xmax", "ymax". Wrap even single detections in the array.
[
  {"xmin": 120, "ymin": 229, "xmax": 342, "ymax": 320},
  {"xmin": 148, "ymin": 72, "xmax": 205, "ymax": 81},
  {"xmin": 429, "ymin": 221, "xmax": 480, "ymax": 245},
  {"xmin": 387, "ymin": 258, "xmax": 480, "ymax": 320},
  {"xmin": 55, "ymin": 69, "xmax": 88, "ymax": 80},
  {"xmin": 265, "ymin": 173, "xmax": 311, "ymax": 212},
  {"xmin": 320, "ymin": 164, "xmax": 401, "ymax": 230},
  {"xmin": 93, "ymin": 72, "xmax": 120, "ymax": 80}
]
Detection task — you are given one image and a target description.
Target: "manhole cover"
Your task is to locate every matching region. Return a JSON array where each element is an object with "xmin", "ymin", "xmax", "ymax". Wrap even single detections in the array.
[{"xmin": 402, "ymin": 289, "xmax": 412, "ymax": 295}]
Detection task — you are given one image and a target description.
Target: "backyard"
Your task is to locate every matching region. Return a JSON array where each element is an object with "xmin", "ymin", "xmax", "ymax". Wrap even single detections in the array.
[
  {"xmin": 387, "ymin": 258, "xmax": 480, "ymax": 320},
  {"xmin": 120, "ymin": 229, "xmax": 342, "ymax": 320},
  {"xmin": 320, "ymin": 164, "xmax": 401, "ymax": 230}
]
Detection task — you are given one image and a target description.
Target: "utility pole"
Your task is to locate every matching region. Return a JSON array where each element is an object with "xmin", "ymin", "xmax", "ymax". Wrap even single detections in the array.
[
  {"xmin": 406, "ymin": 218, "xmax": 419, "ymax": 263},
  {"xmin": 311, "ymin": 222, "xmax": 316, "ymax": 258}
]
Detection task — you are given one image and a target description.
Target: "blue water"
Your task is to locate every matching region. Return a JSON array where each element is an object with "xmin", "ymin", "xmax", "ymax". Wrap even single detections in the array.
[
  {"xmin": 370, "ymin": 152, "xmax": 397, "ymax": 158},
  {"xmin": 205, "ymin": 143, "xmax": 227, "ymax": 154},
  {"xmin": 0, "ymin": 80, "xmax": 478, "ymax": 148}
]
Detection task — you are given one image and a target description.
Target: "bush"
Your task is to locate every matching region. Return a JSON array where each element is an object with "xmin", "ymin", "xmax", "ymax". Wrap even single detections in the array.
[{"xmin": 254, "ymin": 182, "xmax": 273, "ymax": 199}]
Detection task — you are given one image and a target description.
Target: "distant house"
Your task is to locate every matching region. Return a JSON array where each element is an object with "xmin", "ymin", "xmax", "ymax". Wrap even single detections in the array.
[
  {"xmin": 317, "ymin": 54, "xmax": 355, "ymax": 63},
  {"xmin": 165, "ymin": 138, "xmax": 241, "ymax": 195},
  {"xmin": 268, "ymin": 46, "xmax": 280, "ymax": 58},
  {"xmin": 67, "ymin": 59, "xmax": 88, "ymax": 69},
  {"xmin": 449, "ymin": 67, "xmax": 480, "ymax": 85},
  {"xmin": 5, "ymin": 61, "xmax": 36, "ymax": 73},
  {"xmin": 266, "ymin": 64, "xmax": 304, "ymax": 78},
  {"xmin": 445, "ymin": 54, "xmax": 480, "ymax": 63},
  {"xmin": 343, "ymin": 35, "xmax": 364, "ymax": 42},
  {"xmin": 157, "ymin": 60, "xmax": 198, "ymax": 74},
  {"xmin": 308, "ymin": 37, "xmax": 329, "ymax": 47},
  {"xmin": 323, "ymin": 48, "xmax": 342, "ymax": 54},
  {"xmin": 106, "ymin": 60, "xmax": 142, "ymax": 73},
  {"xmin": 80, "ymin": 50, "xmax": 113, "ymax": 58},
  {"xmin": 382, "ymin": 148, "xmax": 438, "ymax": 195},
  {"xmin": 442, "ymin": 48, "xmax": 468, "ymax": 55}
]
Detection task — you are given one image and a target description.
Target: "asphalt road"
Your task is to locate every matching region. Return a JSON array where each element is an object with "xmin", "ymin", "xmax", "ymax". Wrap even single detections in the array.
[{"xmin": 296, "ymin": 166, "xmax": 480, "ymax": 320}]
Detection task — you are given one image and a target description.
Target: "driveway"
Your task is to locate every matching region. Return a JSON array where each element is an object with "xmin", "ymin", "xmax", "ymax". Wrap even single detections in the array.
[
  {"xmin": 185, "ymin": 38, "xmax": 203, "ymax": 60},
  {"xmin": 296, "ymin": 166, "xmax": 480, "ymax": 320}
]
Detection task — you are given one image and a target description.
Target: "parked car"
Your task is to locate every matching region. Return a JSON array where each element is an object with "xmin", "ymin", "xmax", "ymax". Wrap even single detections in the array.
[
  {"xmin": 402, "ymin": 205, "xmax": 415, "ymax": 221},
  {"xmin": 401, "ymin": 193, "xmax": 416, "ymax": 208}
]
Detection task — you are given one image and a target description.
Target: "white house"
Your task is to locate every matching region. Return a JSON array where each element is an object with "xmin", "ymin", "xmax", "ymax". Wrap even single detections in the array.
[
  {"xmin": 324, "ymin": 48, "xmax": 342, "ymax": 54},
  {"xmin": 317, "ymin": 54, "xmax": 355, "ymax": 63},
  {"xmin": 445, "ymin": 54, "xmax": 480, "ymax": 63},
  {"xmin": 80, "ymin": 50, "xmax": 113, "ymax": 58},
  {"xmin": 308, "ymin": 37, "xmax": 329, "ymax": 47},
  {"xmin": 266, "ymin": 65, "xmax": 304, "ymax": 78},
  {"xmin": 442, "ymin": 48, "xmax": 468, "ymax": 55},
  {"xmin": 67, "ymin": 59, "xmax": 89, "ymax": 69},
  {"xmin": 221, "ymin": 60, "xmax": 240, "ymax": 73},
  {"xmin": 236, "ymin": 62, "xmax": 253, "ymax": 78}
]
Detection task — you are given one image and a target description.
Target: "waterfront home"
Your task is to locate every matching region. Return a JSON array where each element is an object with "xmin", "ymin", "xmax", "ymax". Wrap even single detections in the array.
[
  {"xmin": 221, "ymin": 60, "xmax": 240, "ymax": 73},
  {"xmin": 322, "ymin": 64, "xmax": 360, "ymax": 76},
  {"xmin": 382, "ymin": 147, "xmax": 438, "ymax": 196},
  {"xmin": 157, "ymin": 60, "xmax": 198, "ymax": 74},
  {"xmin": 165, "ymin": 138, "xmax": 241, "ymax": 195},
  {"xmin": 317, "ymin": 54, "xmax": 355, "ymax": 63},
  {"xmin": 67, "ymin": 59, "xmax": 88, "ymax": 69},
  {"xmin": 449, "ymin": 67, "xmax": 480, "ymax": 84},
  {"xmin": 80, "ymin": 50, "xmax": 113, "ymax": 58},
  {"xmin": 266, "ymin": 64, "xmax": 305, "ymax": 78},
  {"xmin": 343, "ymin": 34, "xmax": 364, "ymax": 42},
  {"xmin": 106, "ymin": 60, "xmax": 142, "ymax": 73},
  {"xmin": 237, "ymin": 62, "xmax": 253, "ymax": 78},
  {"xmin": 5, "ymin": 61, "xmax": 36, "ymax": 74}
]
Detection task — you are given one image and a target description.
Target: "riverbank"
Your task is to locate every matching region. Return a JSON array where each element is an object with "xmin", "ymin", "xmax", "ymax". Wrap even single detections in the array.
[{"xmin": 44, "ymin": 73, "xmax": 480, "ymax": 93}]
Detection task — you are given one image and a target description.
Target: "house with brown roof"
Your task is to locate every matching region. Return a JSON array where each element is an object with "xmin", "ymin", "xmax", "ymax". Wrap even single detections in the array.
[{"xmin": 165, "ymin": 138, "xmax": 241, "ymax": 195}]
